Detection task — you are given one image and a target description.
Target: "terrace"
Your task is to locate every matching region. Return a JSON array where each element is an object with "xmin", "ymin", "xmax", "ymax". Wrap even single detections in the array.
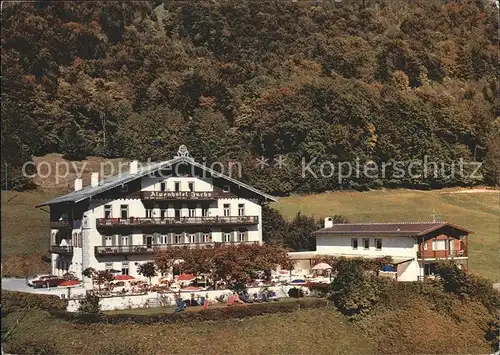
[
  {"xmin": 95, "ymin": 241, "xmax": 259, "ymax": 256},
  {"xmin": 417, "ymin": 249, "xmax": 467, "ymax": 259},
  {"xmin": 50, "ymin": 245, "xmax": 74, "ymax": 255},
  {"xmin": 96, "ymin": 216, "xmax": 259, "ymax": 229}
]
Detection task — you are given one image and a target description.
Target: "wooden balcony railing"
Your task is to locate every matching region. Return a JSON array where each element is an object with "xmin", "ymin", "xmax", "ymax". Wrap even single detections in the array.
[
  {"xmin": 50, "ymin": 221, "xmax": 72, "ymax": 229},
  {"xmin": 95, "ymin": 241, "xmax": 258, "ymax": 256},
  {"xmin": 96, "ymin": 216, "xmax": 259, "ymax": 228},
  {"xmin": 50, "ymin": 245, "xmax": 74, "ymax": 255},
  {"xmin": 417, "ymin": 250, "xmax": 467, "ymax": 259}
]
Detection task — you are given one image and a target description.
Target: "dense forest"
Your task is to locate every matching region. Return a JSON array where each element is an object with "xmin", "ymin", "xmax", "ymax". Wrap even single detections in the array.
[{"xmin": 2, "ymin": 0, "xmax": 499, "ymax": 194}]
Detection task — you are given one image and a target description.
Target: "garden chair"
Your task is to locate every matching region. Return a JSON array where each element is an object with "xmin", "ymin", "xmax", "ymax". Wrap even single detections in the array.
[{"xmin": 175, "ymin": 298, "xmax": 186, "ymax": 312}]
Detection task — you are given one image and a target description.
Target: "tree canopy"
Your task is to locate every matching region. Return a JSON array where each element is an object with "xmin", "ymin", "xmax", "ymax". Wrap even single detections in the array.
[{"xmin": 2, "ymin": 0, "xmax": 498, "ymax": 191}]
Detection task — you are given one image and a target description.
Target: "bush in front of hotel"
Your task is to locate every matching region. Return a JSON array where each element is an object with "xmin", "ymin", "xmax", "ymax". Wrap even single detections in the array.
[
  {"xmin": 2, "ymin": 290, "xmax": 67, "ymax": 314},
  {"xmin": 74, "ymin": 298, "xmax": 328, "ymax": 325}
]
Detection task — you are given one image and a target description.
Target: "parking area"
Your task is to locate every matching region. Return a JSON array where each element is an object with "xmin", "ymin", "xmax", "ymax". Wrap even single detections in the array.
[{"xmin": 2, "ymin": 278, "xmax": 86, "ymax": 298}]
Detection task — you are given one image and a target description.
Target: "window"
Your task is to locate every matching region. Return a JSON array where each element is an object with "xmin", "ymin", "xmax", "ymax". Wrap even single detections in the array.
[
  {"xmin": 174, "ymin": 205, "xmax": 181, "ymax": 220},
  {"xmin": 105, "ymin": 262, "xmax": 113, "ymax": 271},
  {"xmin": 432, "ymin": 240, "xmax": 447, "ymax": 250},
  {"xmin": 223, "ymin": 204, "xmax": 230, "ymax": 217},
  {"xmin": 224, "ymin": 232, "xmax": 232, "ymax": 242},
  {"xmin": 160, "ymin": 182, "xmax": 166, "ymax": 192},
  {"xmin": 188, "ymin": 234, "xmax": 196, "ymax": 243},
  {"xmin": 121, "ymin": 261, "xmax": 129, "ymax": 276},
  {"xmin": 120, "ymin": 205, "xmax": 128, "ymax": 219},
  {"xmin": 146, "ymin": 209, "xmax": 153, "ymax": 218},
  {"xmin": 238, "ymin": 231, "xmax": 247, "ymax": 242},
  {"xmin": 423, "ymin": 242, "xmax": 428, "ymax": 250},
  {"xmin": 174, "ymin": 182, "xmax": 181, "ymax": 192},
  {"xmin": 351, "ymin": 238, "xmax": 358, "ymax": 250},
  {"xmin": 202, "ymin": 207, "xmax": 209, "ymax": 217},
  {"xmin": 363, "ymin": 238, "xmax": 369, "ymax": 249},
  {"xmin": 188, "ymin": 182, "xmax": 194, "ymax": 192},
  {"xmin": 160, "ymin": 209, "xmax": 167, "ymax": 219},
  {"xmin": 202, "ymin": 233, "xmax": 211, "ymax": 242},
  {"xmin": 238, "ymin": 204, "xmax": 245, "ymax": 216},
  {"xmin": 188, "ymin": 204, "xmax": 196, "ymax": 218},
  {"xmin": 223, "ymin": 185, "xmax": 230, "ymax": 193},
  {"xmin": 174, "ymin": 234, "xmax": 183, "ymax": 244},
  {"xmin": 104, "ymin": 236, "xmax": 113, "ymax": 246},
  {"xmin": 121, "ymin": 235, "xmax": 129, "ymax": 246},
  {"xmin": 104, "ymin": 205, "xmax": 112, "ymax": 219},
  {"xmin": 159, "ymin": 235, "xmax": 168, "ymax": 244},
  {"xmin": 375, "ymin": 238, "xmax": 382, "ymax": 250}
]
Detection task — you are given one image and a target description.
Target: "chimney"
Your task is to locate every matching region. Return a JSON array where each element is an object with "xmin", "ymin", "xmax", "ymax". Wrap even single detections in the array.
[
  {"xmin": 130, "ymin": 160, "xmax": 138, "ymax": 174},
  {"xmin": 91, "ymin": 172, "xmax": 99, "ymax": 187},
  {"xmin": 74, "ymin": 178, "xmax": 83, "ymax": 191},
  {"xmin": 324, "ymin": 217, "xmax": 334, "ymax": 229}
]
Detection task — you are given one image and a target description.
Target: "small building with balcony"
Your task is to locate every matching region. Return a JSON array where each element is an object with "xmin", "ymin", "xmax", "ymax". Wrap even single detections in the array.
[
  {"xmin": 37, "ymin": 145, "xmax": 277, "ymax": 288},
  {"xmin": 307, "ymin": 220, "xmax": 470, "ymax": 281}
]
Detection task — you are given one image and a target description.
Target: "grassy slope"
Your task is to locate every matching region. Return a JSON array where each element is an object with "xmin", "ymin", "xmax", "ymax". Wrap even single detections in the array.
[
  {"xmin": 2, "ymin": 188, "xmax": 498, "ymax": 280},
  {"xmin": 272, "ymin": 189, "xmax": 500, "ymax": 281},
  {"xmin": 4, "ymin": 308, "xmax": 375, "ymax": 355}
]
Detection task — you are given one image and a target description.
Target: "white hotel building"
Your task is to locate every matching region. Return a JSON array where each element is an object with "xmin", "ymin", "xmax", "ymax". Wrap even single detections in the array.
[{"xmin": 38, "ymin": 146, "xmax": 277, "ymax": 288}]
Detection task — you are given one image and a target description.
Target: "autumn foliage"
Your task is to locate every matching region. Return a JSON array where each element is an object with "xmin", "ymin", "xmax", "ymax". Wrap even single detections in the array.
[{"xmin": 154, "ymin": 244, "xmax": 295, "ymax": 286}]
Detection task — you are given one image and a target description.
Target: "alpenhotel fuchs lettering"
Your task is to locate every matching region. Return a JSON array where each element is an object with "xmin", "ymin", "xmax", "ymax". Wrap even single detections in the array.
[{"xmin": 142, "ymin": 191, "xmax": 217, "ymax": 200}]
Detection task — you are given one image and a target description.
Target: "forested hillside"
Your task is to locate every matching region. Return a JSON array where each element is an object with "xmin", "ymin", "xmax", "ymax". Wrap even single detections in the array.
[{"xmin": 2, "ymin": 0, "xmax": 499, "ymax": 194}]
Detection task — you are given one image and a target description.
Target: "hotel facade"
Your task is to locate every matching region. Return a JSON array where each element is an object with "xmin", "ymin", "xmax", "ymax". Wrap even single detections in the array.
[{"xmin": 38, "ymin": 146, "xmax": 277, "ymax": 288}]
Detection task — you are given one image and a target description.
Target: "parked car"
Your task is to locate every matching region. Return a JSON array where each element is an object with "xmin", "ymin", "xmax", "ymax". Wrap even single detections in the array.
[
  {"xmin": 32, "ymin": 276, "xmax": 64, "ymax": 288},
  {"xmin": 27, "ymin": 274, "xmax": 55, "ymax": 287}
]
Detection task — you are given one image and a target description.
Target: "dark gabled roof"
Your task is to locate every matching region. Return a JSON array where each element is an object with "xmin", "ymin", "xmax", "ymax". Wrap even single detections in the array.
[
  {"xmin": 37, "ymin": 148, "xmax": 278, "ymax": 207},
  {"xmin": 312, "ymin": 222, "xmax": 471, "ymax": 237}
]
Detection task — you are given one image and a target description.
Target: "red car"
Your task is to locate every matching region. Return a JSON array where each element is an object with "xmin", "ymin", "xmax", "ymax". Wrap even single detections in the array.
[{"xmin": 32, "ymin": 276, "xmax": 64, "ymax": 288}]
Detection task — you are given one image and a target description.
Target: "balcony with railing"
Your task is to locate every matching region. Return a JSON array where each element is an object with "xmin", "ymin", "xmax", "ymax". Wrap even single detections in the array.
[
  {"xmin": 417, "ymin": 249, "xmax": 467, "ymax": 259},
  {"xmin": 96, "ymin": 216, "xmax": 259, "ymax": 228},
  {"xmin": 95, "ymin": 241, "xmax": 258, "ymax": 256},
  {"xmin": 50, "ymin": 245, "xmax": 74, "ymax": 255},
  {"xmin": 50, "ymin": 220, "xmax": 72, "ymax": 229}
]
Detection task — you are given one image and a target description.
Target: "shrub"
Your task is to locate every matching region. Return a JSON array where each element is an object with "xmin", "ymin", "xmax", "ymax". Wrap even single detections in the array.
[
  {"xmin": 331, "ymin": 259, "xmax": 381, "ymax": 318},
  {"xmin": 437, "ymin": 261, "xmax": 500, "ymax": 311},
  {"xmin": 74, "ymin": 298, "xmax": 328, "ymax": 325},
  {"xmin": 288, "ymin": 287, "xmax": 305, "ymax": 298},
  {"xmin": 306, "ymin": 282, "xmax": 331, "ymax": 297},
  {"xmin": 78, "ymin": 291, "xmax": 101, "ymax": 321},
  {"xmin": 1, "ymin": 290, "xmax": 67, "ymax": 314}
]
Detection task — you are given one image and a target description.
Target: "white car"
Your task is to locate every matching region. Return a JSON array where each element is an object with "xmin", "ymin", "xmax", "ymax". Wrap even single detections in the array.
[{"xmin": 27, "ymin": 274, "xmax": 55, "ymax": 287}]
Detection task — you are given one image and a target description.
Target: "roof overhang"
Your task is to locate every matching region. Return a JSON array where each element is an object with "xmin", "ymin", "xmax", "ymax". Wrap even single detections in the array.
[{"xmin": 36, "ymin": 155, "xmax": 278, "ymax": 207}]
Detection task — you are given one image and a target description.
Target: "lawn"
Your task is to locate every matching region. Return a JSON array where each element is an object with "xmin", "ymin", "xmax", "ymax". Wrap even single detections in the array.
[
  {"xmin": 3, "ymin": 307, "xmax": 375, "ymax": 354},
  {"xmin": 2, "ymin": 187, "xmax": 499, "ymax": 281}
]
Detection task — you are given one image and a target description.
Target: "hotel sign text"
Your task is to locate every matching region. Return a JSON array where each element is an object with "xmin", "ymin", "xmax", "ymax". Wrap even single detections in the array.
[{"xmin": 141, "ymin": 191, "xmax": 223, "ymax": 200}]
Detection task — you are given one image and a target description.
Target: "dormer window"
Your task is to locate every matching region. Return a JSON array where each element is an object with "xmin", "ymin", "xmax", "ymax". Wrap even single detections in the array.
[
  {"xmin": 223, "ymin": 185, "xmax": 230, "ymax": 193},
  {"xmin": 120, "ymin": 184, "xmax": 128, "ymax": 192}
]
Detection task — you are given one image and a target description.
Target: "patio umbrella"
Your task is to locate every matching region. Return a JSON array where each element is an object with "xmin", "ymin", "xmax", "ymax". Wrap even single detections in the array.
[
  {"xmin": 289, "ymin": 279, "xmax": 306, "ymax": 285},
  {"xmin": 177, "ymin": 273, "xmax": 195, "ymax": 281},
  {"xmin": 58, "ymin": 279, "xmax": 81, "ymax": 287},
  {"xmin": 312, "ymin": 263, "xmax": 332, "ymax": 270},
  {"xmin": 114, "ymin": 275, "xmax": 135, "ymax": 281},
  {"xmin": 58, "ymin": 279, "xmax": 81, "ymax": 299}
]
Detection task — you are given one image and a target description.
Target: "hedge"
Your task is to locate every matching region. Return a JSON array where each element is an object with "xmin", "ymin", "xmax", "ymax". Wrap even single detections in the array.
[
  {"xmin": 2, "ymin": 290, "xmax": 68, "ymax": 314},
  {"xmin": 58, "ymin": 297, "xmax": 329, "ymax": 325}
]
